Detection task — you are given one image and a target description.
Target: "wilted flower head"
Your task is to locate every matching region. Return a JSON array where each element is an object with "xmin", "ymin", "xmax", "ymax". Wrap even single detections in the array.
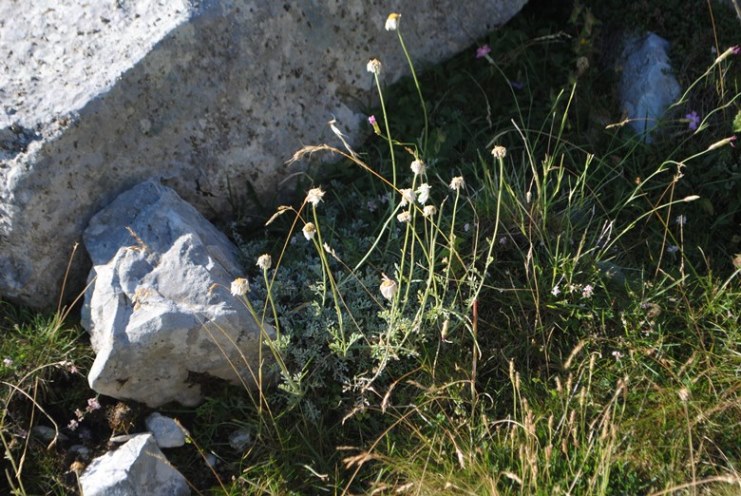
[
  {"xmin": 491, "ymin": 145, "xmax": 507, "ymax": 159},
  {"xmin": 707, "ymin": 135, "xmax": 737, "ymax": 151},
  {"xmin": 715, "ymin": 45, "xmax": 741, "ymax": 64},
  {"xmin": 476, "ymin": 44, "xmax": 492, "ymax": 59},
  {"xmin": 302, "ymin": 222, "xmax": 316, "ymax": 240},
  {"xmin": 306, "ymin": 187, "xmax": 325, "ymax": 207},
  {"xmin": 397, "ymin": 210, "xmax": 412, "ymax": 223},
  {"xmin": 449, "ymin": 176, "xmax": 465, "ymax": 191},
  {"xmin": 423, "ymin": 205, "xmax": 437, "ymax": 218},
  {"xmin": 367, "ymin": 58, "xmax": 382, "ymax": 75},
  {"xmin": 385, "ymin": 12, "xmax": 401, "ymax": 31},
  {"xmin": 416, "ymin": 183, "xmax": 431, "ymax": 205},
  {"xmin": 380, "ymin": 273, "xmax": 398, "ymax": 301},
  {"xmin": 410, "ymin": 159, "xmax": 426, "ymax": 176},
  {"xmin": 399, "ymin": 188, "xmax": 416, "ymax": 207},
  {"xmin": 231, "ymin": 277, "xmax": 250, "ymax": 297},
  {"xmin": 256, "ymin": 254, "xmax": 272, "ymax": 271}
]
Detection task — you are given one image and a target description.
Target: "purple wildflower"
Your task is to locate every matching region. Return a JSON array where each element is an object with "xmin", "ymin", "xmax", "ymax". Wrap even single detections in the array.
[
  {"xmin": 476, "ymin": 44, "xmax": 492, "ymax": 59},
  {"xmin": 686, "ymin": 111, "xmax": 700, "ymax": 131},
  {"xmin": 368, "ymin": 115, "xmax": 376, "ymax": 126}
]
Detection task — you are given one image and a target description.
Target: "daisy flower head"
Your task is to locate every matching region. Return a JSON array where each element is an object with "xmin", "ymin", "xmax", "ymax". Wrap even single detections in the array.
[
  {"xmin": 256, "ymin": 254, "xmax": 272, "ymax": 271},
  {"xmin": 385, "ymin": 13, "xmax": 401, "ymax": 31},
  {"xmin": 302, "ymin": 222, "xmax": 317, "ymax": 241},
  {"xmin": 423, "ymin": 205, "xmax": 437, "ymax": 218},
  {"xmin": 231, "ymin": 277, "xmax": 250, "ymax": 297},
  {"xmin": 306, "ymin": 187, "xmax": 325, "ymax": 207},
  {"xmin": 367, "ymin": 58, "xmax": 382, "ymax": 76},
  {"xmin": 491, "ymin": 145, "xmax": 507, "ymax": 159},
  {"xmin": 399, "ymin": 188, "xmax": 416, "ymax": 207},
  {"xmin": 416, "ymin": 183, "xmax": 431, "ymax": 205},
  {"xmin": 410, "ymin": 159, "xmax": 426, "ymax": 176},
  {"xmin": 449, "ymin": 176, "xmax": 465, "ymax": 191},
  {"xmin": 380, "ymin": 273, "xmax": 398, "ymax": 301}
]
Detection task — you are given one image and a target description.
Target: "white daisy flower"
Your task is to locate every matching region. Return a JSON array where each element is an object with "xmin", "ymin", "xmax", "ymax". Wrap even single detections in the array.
[
  {"xmin": 380, "ymin": 273, "xmax": 398, "ymax": 301},
  {"xmin": 491, "ymin": 145, "xmax": 507, "ymax": 159},
  {"xmin": 410, "ymin": 159, "xmax": 426, "ymax": 176},
  {"xmin": 231, "ymin": 278, "xmax": 250, "ymax": 297},
  {"xmin": 306, "ymin": 187, "xmax": 325, "ymax": 207},
  {"xmin": 416, "ymin": 183, "xmax": 431, "ymax": 205},
  {"xmin": 367, "ymin": 58, "xmax": 382, "ymax": 75},
  {"xmin": 385, "ymin": 13, "xmax": 401, "ymax": 31},
  {"xmin": 449, "ymin": 176, "xmax": 465, "ymax": 191},
  {"xmin": 256, "ymin": 254, "xmax": 272, "ymax": 271},
  {"xmin": 399, "ymin": 188, "xmax": 416, "ymax": 207},
  {"xmin": 302, "ymin": 222, "xmax": 317, "ymax": 241}
]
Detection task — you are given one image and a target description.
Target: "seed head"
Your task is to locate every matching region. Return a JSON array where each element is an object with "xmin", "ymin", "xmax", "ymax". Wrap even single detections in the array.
[{"xmin": 423, "ymin": 205, "xmax": 437, "ymax": 218}]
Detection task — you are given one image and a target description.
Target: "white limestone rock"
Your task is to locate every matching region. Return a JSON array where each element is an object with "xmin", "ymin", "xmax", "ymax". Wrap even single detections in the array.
[
  {"xmin": 619, "ymin": 32, "xmax": 681, "ymax": 142},
  {"xmin": 0, "ymin": 0, "xmax": 528, "ymax": 309},
  {"xmin": 80, "ymin": 433, "xmax": 190, "ymax": 496},
  {"xmin": 82, "ymin": 180, "xmax": 272, "ymax": 407},
  {"xmin": 146, "ymin": 413, "xmax": 187, "ymax": 448}
]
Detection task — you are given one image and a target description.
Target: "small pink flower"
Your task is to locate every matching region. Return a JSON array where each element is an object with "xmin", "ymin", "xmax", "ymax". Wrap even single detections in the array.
[
  {"xmin": 732, "ymin": 45, "xmax": 740, "ymax": 56},
  {"xmin": 368, "ymin": 115, "xmax": 376, "ymax": 126},
  {"xmin": 476, "ymin": 44, "xmax": 492, "ymax": 59},
  {"xmin": 68, "ymin": 419, "xmax": 79, "ymax": 431}
]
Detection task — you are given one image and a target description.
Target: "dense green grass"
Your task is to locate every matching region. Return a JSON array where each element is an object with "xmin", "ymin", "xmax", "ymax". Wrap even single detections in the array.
[{"xmin": 1, "ymin": 0, "xmax": 739, "ymax": 494}]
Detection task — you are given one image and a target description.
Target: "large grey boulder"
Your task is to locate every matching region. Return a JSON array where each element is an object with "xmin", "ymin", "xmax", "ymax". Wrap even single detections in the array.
[
  {"xmin": 82, "ymin": 180, "xmax": 271, "ymax": 407},
  {"xmin": 0, "ymin": 0, "xmax": 528, "ymax": 309},
  {"xmin": 80, "ymin": 433, "xmax": 190, "ymax": 496},
  {"xmin": 619, "ymin": 32, "xmax": 681, "ymax": 142}
]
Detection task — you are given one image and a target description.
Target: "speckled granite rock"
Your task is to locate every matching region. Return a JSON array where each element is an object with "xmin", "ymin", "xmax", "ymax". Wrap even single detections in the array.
[{"xmin": 0, "ymin": 0, "xmax": 527, "ymax": 309}]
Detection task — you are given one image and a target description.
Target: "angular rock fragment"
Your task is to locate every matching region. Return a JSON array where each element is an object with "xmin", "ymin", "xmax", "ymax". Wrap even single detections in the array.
[
  {"xmin": 80, "ymin": 433, "xmax": 190, "ymax": 496},
  {"xmin": 82, "ymin": 180, "xmax": 271, "ymax": 407}
]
